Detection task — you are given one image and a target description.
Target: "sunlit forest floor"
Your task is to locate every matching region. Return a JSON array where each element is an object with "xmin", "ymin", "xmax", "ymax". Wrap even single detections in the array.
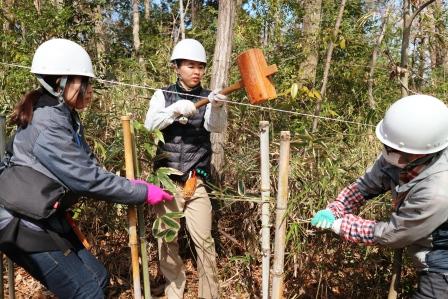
[{"xmin": 1, "ymin": 231, "xmax": 417, "ymax": 298}]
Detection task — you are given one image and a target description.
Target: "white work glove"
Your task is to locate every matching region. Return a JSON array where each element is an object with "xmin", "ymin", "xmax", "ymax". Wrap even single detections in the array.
[
  {"xmin": 331, "ymin": 218, "xmax": 342, "ymax": 235},
  {"xmin": 169, "ymin": 100, "xmax": 197, "ymax": 117},
  {"xmin": 208, "ymin": 89, "xmax": 227, "ymax": 108}
]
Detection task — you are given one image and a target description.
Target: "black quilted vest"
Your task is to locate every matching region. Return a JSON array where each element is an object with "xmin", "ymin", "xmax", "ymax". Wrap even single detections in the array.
[{"xmin": 154, "ymin": 82, "xmax": 211, "ymax": 181}]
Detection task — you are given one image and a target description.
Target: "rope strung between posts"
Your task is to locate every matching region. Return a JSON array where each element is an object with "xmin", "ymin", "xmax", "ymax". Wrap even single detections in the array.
[{"xmin": 1, "ymin": 62, "xmax": 375, "ymax": 128}]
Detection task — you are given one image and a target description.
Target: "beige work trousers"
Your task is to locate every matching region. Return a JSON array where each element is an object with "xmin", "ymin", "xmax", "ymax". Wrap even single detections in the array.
[{"xmin": 155, "ymin": 178, "xmax": 219, "ymax": 299}]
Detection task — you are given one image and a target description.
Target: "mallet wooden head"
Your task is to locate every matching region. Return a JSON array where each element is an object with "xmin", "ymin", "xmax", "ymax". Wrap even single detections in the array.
[{"xmin": 237, "ymin": 48, "xmax": 278, "ymax": 104}]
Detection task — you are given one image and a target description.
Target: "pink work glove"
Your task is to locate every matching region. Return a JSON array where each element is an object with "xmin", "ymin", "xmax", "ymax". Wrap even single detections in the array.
[{"xmin": 131, "ymin": 179, "xmax": 174, "ymax": 205}]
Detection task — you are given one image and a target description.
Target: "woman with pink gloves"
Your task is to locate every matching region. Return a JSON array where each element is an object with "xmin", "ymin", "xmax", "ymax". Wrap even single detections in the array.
[{"xmin": 0, "ymin": 38, "xmax": 172, "ymax": 298}]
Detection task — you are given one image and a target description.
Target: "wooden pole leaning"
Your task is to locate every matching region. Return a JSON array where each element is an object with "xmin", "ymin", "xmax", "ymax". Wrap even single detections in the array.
[
  {"xmin": 271, "ymin": 131, "xmax": 290, "ymax": 299},
  {"xmin": 388, "ymin": 249, "xmax": 403, "ymax": 299},
  {"xmin": 259, "ymin": 121, "xmax": 271, "ymax": 299},
  {"xmin": 129, "ymin": 120, "xmax": 152, "ymax": 299},
  {"xmin": 121, "ymin": 115, "xmax": 142, "ymax": 299}
]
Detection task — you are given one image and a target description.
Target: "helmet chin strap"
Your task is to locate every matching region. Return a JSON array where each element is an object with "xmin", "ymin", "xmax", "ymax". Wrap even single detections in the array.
[{"xmin": 36, "ymin": 75, "xmax": 68, "ymax": 103}]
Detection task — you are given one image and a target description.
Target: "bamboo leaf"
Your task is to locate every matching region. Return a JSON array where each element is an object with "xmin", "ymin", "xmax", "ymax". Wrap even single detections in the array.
[
  {"xmin": 339, "ymin": 37, "xmax": 346, "ymax": 49},
  {"xmin": 238, "ymin": 180, "xmax": 246, "ymax": 196},
  {"xmin": 290, "ymin": 83, "xmax": 299, "ymax": 99},
  {"xmin": 165, "ymin": 211, "xmax": 184, "ymax": 219},
  {"xmin": 161, "ymin": 215, "xmax": 181, "ymax": 230},
  {"xmin": 152, "ymin": 218, "xmax": 161, "ymax": 236},
  {"xmin": 164, "ymin": 229, "xmax": 177, "ymax": 243}
]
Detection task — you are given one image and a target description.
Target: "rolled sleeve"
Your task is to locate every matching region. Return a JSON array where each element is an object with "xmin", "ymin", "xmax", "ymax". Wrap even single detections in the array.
[{"xmin": 204, "ymin": 103, "xmax": 227, "ymax": 133}]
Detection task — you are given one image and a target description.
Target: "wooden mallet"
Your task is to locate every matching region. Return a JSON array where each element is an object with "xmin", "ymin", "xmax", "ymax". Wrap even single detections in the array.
[{"xmin": 178, "ymin": 48, "xmax": 278, "ymax": 124}]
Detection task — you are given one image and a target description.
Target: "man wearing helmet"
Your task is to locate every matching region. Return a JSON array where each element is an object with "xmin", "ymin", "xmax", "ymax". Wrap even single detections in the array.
[
  {"xmin": 145, "ymin": 38, "xmax": 225, "ymax": 298},
  {"xmin": 0, "ymin": 39, "xmax": 172, "ymax": 298},
  {"xmin": 311, "ymin": 95, "xmax": 448, "ymax": 297}
]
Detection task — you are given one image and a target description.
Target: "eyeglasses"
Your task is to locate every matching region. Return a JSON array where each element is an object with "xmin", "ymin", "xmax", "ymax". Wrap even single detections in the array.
[{"xmin": 383, "ymin": 144, "xmax": 401, "ymax": 154}]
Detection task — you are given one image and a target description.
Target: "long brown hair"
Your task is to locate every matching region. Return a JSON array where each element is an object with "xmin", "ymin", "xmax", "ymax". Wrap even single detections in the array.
[
  {"xmin": 10, "ymin": 89, "xmax": 43, "ymax": 128},
  {"xmin": 10, "ymin": 76, "xmax": 60, "ymax": 128}
]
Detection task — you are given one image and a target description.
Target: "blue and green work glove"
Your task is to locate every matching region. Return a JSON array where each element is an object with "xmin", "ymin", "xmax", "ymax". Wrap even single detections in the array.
[{"xmin": 311, "ymin": 209, "xmax": 336, "ymax": 229}]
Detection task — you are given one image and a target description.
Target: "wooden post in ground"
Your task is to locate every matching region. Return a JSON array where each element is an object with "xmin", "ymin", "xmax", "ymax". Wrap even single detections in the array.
[
  {"xmin": 388, "ymin": 249, "xmax": 403, "ymax": 299},
  {"xmin": 121, "ymin": 115, "xmax": 142, "ymax": 299},
  {"xmin": 272, "ymin": 131, "xmax": 290, "ymax": 299},
  {"xmin": 130, "ymin": 120, "xmax": 152, "ymax": 299},
  {"xmin": 259, "ymin": 121, "xmax": 271, "ymax": 299}
]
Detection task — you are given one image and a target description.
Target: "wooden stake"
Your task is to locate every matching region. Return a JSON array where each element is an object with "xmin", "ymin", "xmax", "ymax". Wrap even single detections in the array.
[
  {"xmin": 121, "ymin": 115, "xmax": 142, "ymax": 299},
  {"xmin": 259, "ymin": 121, "xmax": 271, "ymax": 299},
  {"xmin": 130, "ymin": 120, "xmax": 152, "ymax": 299},
  {"xmin": 388, "ymin": 249, "xmax": 403, "ymax": 299},
  {"xmin": 272, "ymin": 131, "xmax": 290, "ymax": 299}
]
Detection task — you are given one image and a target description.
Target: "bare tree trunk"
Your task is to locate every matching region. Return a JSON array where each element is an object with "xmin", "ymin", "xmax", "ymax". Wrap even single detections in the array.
[
  {"xmin": 2, "ymin": 0, "xmax": 15, "ymax": 32},
  {"xmin": 270, "ymin": 1, "xmax": 282, "ymax": 46},
  {"xmin": 210, "ymin": 0, "xmax": 237, "ymax": 182},
  {"xmin": 132, "ymin": 0, "xmax": 143, "ymax": 64},
  {"xmin": 191, "ymin": 0, "xmax": 200, "ymax": 27},
  {"xmin": 428, "ymin": 0, "xmax": 448, "ymax": 74},
  {"xmin": 311, "ymin": 0, "xmax": 346, "ymax": 132},
  {"xmin": 367, "ymin": 7, "xmax": 390, "ymax": 109},
  {"xmin": 53, "ymin": 0, "xmax": 63, "ymax": 7},
  {"xmin": 428, "ymin": 3, "xmax": 438, "ymax": 69},
  {"xmin": 416, "ymin": 36, "xmax": 426, "ymax": 91},
  {"xmin": 400, "ymin": 0, "xmax": 435, "ymax": 96},
  {"xmin": 298, "ymin": 0, "xmax": 322, "ymax": 87},
  {"xmin": 144, "ymin": 0, "xmax": 151, "ymax": 21},
  {"xmin": 34, "ymin": 0, "xmax": 41, "ymax": 14},
  {"xmin": 94, "ymin": 5, "xmax": 107, "ymax": 76},
  {"xmin": 179, "ymin": 0, "xmax": 186, "ymax": 40}
]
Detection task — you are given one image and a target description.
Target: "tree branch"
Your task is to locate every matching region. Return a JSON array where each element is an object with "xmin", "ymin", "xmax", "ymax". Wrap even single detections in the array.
[{"xmin": 410, "ymin": 0, "xmax": 436, "ymax": 24}]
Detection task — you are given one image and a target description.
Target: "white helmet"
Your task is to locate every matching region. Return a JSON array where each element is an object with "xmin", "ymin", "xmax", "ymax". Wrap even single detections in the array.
[
  {"xmin": 376, "ymin": 94, "xmax": 448, "ymax": 154},
  {"xmin": 31, "ymin": 38, "xmax": 95, "ymax": 78},
  {"xmin": 170, "ymin": 39, "xmax": 206, "ymax": 63}
]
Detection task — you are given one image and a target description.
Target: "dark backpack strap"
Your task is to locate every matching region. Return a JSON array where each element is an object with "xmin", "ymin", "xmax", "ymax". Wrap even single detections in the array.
[
  {"xmin": 5, "ymin": 132, "xmax": 15, "ymax": 156},
  {"xmin": 46, "ymin": 229, "xmax": 72, "ymax": 256}
]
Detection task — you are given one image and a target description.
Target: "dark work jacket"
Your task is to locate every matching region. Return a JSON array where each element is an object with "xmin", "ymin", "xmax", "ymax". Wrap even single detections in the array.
[
  {"xmin": 0, "ymin": 90, "xmax": 146, "ymax": 253},
  {"xmin": 154, "ymin": 83, "xmax": 211, "ymax": 181}
]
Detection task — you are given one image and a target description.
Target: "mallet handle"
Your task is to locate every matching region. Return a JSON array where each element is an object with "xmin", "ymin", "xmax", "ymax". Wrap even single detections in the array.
[{"xmin": 194, "ymin": 80, "xmax": 244, "ymax": 108}]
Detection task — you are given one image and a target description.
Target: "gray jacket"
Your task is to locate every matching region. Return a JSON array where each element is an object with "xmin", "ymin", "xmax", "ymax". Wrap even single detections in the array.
[
  {"xmin": 358, "ymin": 148, "xmax": 448, "ymax": 272},
  {"xmin": 10, "ymin": 93, "xmax": 147, "ymax": 206}
]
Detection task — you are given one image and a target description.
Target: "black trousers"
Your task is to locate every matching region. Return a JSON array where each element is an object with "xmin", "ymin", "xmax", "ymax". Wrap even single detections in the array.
[{"xmin": 413, "ymin": 271, "xmax": 448, "ymax": 299}]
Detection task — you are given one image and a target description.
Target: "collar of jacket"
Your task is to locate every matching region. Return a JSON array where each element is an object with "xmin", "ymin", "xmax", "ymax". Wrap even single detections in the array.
[
  {"xmin": 175, "ymin": 80, "xmax": 203, "ymax": 96},
  {"xmin": 396, "ymin": 148, "xmax": 448, "ymax": 193},
  {"xmin": 35, "ymin": 88, "xmax": 74, "ymax": 112}
]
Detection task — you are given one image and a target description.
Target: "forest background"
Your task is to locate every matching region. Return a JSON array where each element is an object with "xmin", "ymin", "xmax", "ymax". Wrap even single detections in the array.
[{"xmin": 0, "ymin": 0, "xmax": 446, "ymax": 298}]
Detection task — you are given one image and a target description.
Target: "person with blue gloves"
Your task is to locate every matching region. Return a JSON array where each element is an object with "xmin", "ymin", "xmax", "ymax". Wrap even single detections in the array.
[{"xmin": 311, "ymin": 94, "xmax": 448, "ymax": 298}]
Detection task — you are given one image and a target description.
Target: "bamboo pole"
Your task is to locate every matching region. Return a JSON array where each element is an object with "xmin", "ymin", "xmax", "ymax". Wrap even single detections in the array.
[
  {"xmin": 121, "ymin": 115, "xmax": 142, "ymax": 299},
  {"xmin": 259, "ymin": 121, "xmax": 271, "ymax": 299},
  {"xmin": 388, "ymin": 249, "xmax": 402, "ymax": 299},
  {"xmin": 272, "ymin": 131, "xmax": 290, "ymax": 299},
  {"xmin": 130, "ymin": 120, "xmax": 152, "ymax": 299}
]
